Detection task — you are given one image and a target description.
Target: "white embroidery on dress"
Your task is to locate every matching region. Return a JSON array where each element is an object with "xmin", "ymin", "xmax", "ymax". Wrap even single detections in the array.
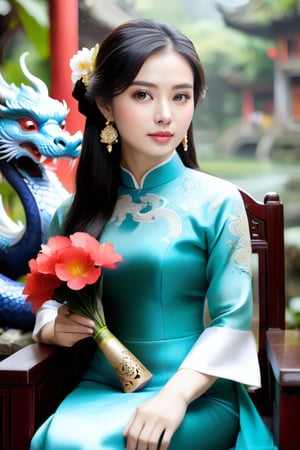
[
  {"xmin": 180, "ymin": 174, "xmax": 212, "ymax": 210},
  {"xmin": 112, "ymin": 194, "xmax": 182, "ymax": 243},
  {"xmin": 228, "ymin": 207, "xmax": 252, "ymax": 275}
]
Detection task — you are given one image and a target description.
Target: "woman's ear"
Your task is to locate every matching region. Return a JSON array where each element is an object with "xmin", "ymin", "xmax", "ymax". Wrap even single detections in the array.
[{"xmin": 96, "ymin": 99, "xmax": 113, "ymax": 121}]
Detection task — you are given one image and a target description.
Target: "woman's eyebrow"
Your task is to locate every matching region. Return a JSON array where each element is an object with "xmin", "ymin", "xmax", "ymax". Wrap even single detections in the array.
[{"xmin": 131, "ymin": 80, "xmax": 193, "ymax": 90}]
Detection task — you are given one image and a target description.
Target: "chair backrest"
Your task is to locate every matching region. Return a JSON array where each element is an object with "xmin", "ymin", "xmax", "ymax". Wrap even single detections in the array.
[{"xmin": 239, "ymin": 189, "xmax": 286, "ymax": 414}]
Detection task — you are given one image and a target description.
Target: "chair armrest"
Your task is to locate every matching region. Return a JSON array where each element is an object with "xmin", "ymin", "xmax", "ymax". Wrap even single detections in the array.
[
  {"xmin": 0, "ymin": 343, "xmax": 73, "ymax": 450},
  {"xmin": 266, "ymin": 329, "xmax": 300, "ymax": 449},
  {"xmin": 0, "ymin": 342, "xmax": 77, "ymax": 418},
  {"xmin": 0, "ymin": 339, "xmax": 95, "ymax": 450},
  {"xmin": 0, "ymin": 342, "xmax": 60, "ymax": 383},
  {"xmin": 266, "ymin": 329, "xmax": 300, "ymax": 386}
]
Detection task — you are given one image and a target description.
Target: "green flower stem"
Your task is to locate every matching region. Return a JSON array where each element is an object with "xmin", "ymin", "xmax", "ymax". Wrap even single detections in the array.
[{"xmin": 93, "ymin": 325, "xmax": 112, "ymax": 346}]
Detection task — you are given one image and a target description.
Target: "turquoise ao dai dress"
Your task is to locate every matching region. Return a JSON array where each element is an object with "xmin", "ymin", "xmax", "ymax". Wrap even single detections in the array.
[{"xmin": 30, "ymin": 152, "xmax": 276, "ymax": 449}]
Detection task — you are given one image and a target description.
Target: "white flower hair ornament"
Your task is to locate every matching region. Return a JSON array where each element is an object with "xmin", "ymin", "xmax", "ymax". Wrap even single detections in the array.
[{"xmin": 70, "ymin": 43, "xmax": 100, "ymax": 86}]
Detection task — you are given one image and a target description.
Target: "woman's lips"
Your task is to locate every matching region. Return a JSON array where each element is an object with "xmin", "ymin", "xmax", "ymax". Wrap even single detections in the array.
[{"xmin": 148, "ymin": 131, "xmax": 173, "ymax": 143}]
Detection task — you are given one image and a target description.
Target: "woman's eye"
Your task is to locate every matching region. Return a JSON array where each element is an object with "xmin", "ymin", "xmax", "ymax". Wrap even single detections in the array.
[
  {"xmin": 174, "ymin": 93, "xmax": 189, "ymax": 102},
  {"xmin": 135, "ymin": 91, "xmax": 150, "ymax": 100}
]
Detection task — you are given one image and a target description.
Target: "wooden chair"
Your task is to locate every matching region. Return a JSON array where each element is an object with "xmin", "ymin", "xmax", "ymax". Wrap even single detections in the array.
[{"xmin": 0, "ymin": 189, "xmax": 296, "ymax": 450}]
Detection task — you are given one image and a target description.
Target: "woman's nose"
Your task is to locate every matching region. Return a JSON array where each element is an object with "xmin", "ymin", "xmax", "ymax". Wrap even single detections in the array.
[{"xmin": 154, "ymin": 100, "xmax": 172, "ymax": 125}]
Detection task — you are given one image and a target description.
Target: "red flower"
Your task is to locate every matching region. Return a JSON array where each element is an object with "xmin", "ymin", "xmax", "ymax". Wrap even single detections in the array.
[
  {"xmin": 55, "ymin": 246, "xmax": 101, "ymax": 290},
  {"xmin": 23, "ymin": 232, "xmax": 122, "ymax": 312}
]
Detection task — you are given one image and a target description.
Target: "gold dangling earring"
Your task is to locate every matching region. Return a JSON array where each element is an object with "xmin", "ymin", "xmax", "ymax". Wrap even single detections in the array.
[
  {"xmin": 100, "ymin": 120, "xmax": 118, "ymax": 153},
  {"xmin": 182, "ymin": 133, "xmax": 188, "ymax": 152}
]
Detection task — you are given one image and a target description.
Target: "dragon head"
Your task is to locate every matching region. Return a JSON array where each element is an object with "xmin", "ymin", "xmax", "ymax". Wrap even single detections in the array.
[{"xmin": 0, "ymin": 52, "xmax": 82, "ymax": 177}]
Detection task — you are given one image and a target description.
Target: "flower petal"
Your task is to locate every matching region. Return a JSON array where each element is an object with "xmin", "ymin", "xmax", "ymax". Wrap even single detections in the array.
[
  {"xmin": 95, "ymin": 242, "xmax": 123, "ymax": 268},
  {"xmin": 37, "ymin": 236, "xmax": 71, "ymax": 275},
  {"xmin": 23, "ymin": 271, "xmax": 62, "ymax": 312},
  {"xmin": 69, "ymin": 45, "xmax": 99, "ymax": 84},
  {"xmin": 66, "ymin": 267, "xmax": 100, "ymax": 290},
  {"xmin": 69, "ymin": 232, "xmax": 122, "ymax": 267}
]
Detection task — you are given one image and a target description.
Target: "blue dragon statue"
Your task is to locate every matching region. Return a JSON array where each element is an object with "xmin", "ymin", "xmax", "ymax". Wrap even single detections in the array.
[{"xmin": 0, "ymin": 53, "xmax": 81, "ymax": 330}]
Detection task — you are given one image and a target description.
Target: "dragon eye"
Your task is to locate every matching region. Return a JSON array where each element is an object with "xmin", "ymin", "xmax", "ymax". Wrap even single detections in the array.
[
  {"xmin": 18, "ymin": 118, "xmax": 38, "ymax": 132},
  {"xmin": 60, "ymin": 120, "xmax": 66, "ymax": 130}
]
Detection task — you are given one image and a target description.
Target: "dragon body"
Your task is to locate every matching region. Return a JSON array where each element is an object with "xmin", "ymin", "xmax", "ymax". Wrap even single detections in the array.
[{"xmin": 0, "ymin": 53, "xmax": 81, "ymax": 330}]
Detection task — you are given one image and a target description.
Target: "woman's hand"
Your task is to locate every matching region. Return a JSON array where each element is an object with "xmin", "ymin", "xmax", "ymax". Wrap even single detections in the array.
[
  {"xmin": 36, "ymin": 305, "xmax": 94, "ymax": 346},
  {"xmin": 123, "ymin": 387, "xmax": 187, "ymax": 450},
  {"xmin": 53, "ymin": 305, "xmax": 95, "ymax": 346},
  {"xmin": 123, "ymin": 368, "xmax": 216, "ymax": 450}
]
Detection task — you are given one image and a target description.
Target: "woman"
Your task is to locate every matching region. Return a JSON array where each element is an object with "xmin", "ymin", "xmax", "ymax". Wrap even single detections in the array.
[{"xmin": 30, "ymin": 18, "xmax": 276, "ymax": 450}]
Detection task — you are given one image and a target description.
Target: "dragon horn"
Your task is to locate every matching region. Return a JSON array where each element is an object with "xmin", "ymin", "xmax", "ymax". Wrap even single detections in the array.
[{"xmin": 19, "ymin": 52, "xmax": 49, "ymax": 97}]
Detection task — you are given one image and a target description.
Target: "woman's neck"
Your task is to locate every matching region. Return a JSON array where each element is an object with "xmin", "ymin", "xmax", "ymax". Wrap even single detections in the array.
[{"xmin": 121, "ymin": 151, "xmax": 175, "ymax": 187}]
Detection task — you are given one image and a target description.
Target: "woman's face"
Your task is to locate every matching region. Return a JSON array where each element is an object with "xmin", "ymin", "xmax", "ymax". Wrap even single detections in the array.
[{"xmin": 108, "ymin": 49, "xmax": 195, "ymax": 173}]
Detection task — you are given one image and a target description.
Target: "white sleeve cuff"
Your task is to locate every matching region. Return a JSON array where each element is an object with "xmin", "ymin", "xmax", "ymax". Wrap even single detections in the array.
[
  {"xmin": 179, "ymin": 327, "xmax": 261, "ymax": 389},
  {"xmin": 32, "ymin": 300, "xmax": 60, "ymax": 340}
]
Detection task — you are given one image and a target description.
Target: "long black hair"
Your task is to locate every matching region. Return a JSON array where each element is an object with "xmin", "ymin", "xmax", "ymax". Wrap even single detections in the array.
[{"xmin": 63, "ymin": 18, "xmax": 206, "ymax": 239}]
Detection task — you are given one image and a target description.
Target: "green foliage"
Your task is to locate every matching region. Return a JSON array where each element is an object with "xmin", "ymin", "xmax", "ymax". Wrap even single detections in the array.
[
  {"xmin": 133, "ymin": 0, "xmax": 190, "ymax": 26},
  {"xmin": 3, "ymin": 46, "xmax": 50, "ymax": 86},
  {"xmin": 223, "ymin": 0, "xmax": 299, "ymax": 23},
  {"xmin": 0, "ymin": 178, "xmax": 25, "ymax": 224},
  {"xmin": 200, "ymin": 158, "xmax": 275, "ymax": 178},
  {"xmin": 1, "ymin": 0, "xmax": 49, "ymax": 85},
  {"xmin": 286, "ymin": 297, "xmax": 300, "ymax": 329},
  {"xmin": 10, "ymin": 0, "xmax": 49, "ymax": 57},
  {"xmin": 253, "ymin": 0, "xmax": 298, "ymax": 20}
]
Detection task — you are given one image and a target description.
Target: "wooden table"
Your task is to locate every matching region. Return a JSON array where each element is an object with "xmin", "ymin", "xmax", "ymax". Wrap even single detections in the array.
[{"xmin": 266, "ymin": 329, "xmax": 300, "ymax": 450}]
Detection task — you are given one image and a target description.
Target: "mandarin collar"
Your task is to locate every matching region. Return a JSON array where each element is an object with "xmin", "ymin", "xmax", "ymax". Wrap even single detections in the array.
[{"xmin": 120, "ymin": 152, "xmax": 185, "ymax": 189}]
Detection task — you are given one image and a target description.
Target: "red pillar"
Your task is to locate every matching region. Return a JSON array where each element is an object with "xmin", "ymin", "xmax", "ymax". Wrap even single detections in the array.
[
  {"xmin": 49, "ymin": 0, "xmax": 84, "ymax": 191},
  {"xmin": 242, "ymin": 88, "xmax": 255, "ymax": 119}
]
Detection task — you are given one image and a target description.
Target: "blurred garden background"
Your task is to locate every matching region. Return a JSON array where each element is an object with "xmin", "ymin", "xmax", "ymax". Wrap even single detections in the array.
[{"xmin": 0, "ymin": 0, "xmax": 300, "ymax": 327}]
